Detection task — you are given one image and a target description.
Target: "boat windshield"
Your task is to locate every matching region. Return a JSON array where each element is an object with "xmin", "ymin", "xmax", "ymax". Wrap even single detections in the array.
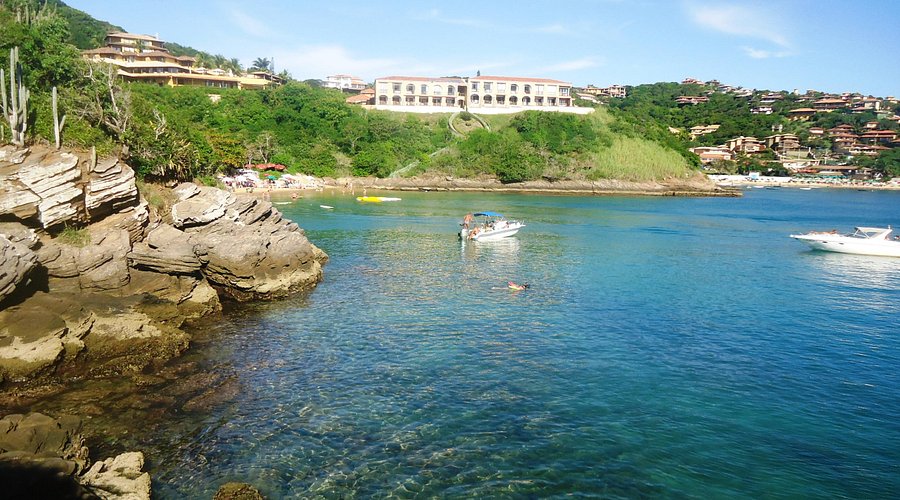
[{"xmin": 851, "ymin": 227, "xmax": 891, "ymax": 239}]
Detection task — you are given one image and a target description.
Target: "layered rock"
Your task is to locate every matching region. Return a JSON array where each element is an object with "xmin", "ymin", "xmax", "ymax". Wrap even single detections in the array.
[
  {"xmin": 0, "ymin": 227, "xmax": 37, "ymax": 304},
  {"xmin": 171, "ymin": 184, "xmax": 327, "ymax": 301},
  {"xmin": 0, "ymin": 146, "xmax": 326, "ymax": 385}
]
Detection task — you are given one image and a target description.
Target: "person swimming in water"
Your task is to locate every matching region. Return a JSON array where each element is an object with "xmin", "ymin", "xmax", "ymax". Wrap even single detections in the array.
[{"xmin": 508, "ymin": 281, "xmax": 529, "ymax": 291}]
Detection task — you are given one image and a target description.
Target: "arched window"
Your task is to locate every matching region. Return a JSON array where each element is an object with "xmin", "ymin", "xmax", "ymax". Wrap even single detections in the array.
[
  {"xmin": 392, "ymin": 95, "xmax": 401, "ymax": 105},
  {"xmin": 406, "ymin": 84, "xmax": 414, "ymax": 93},
  {"xmin": 524, "ymin": 85, "xmax": 531, "ymax": 94},
  {"xmin": 448, "ymin": 85, "xmax": 455, "ymax": 95},
  {"xmin": 484, "ymin": 95, "xmax": 493, "ymax": 104},
  {"xmin": 470, "ymin": 94, "xmax": 480, "ymax": 103},
  {"xmin": 509, "ymin": 96, "xmax": 518, "ymax": 105},
  {"xmin": 511, "ymin": 84, "xmax": 518, "ymax": 93},
  {"xmin": 379, "ymin": 95, "xmax": 388, "ymax": 105}
]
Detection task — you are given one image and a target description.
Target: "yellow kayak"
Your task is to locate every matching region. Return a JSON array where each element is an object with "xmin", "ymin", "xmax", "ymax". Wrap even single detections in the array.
[{"xmin": 356, "ymin": 196, "xmax": 401, "ymax": 202}]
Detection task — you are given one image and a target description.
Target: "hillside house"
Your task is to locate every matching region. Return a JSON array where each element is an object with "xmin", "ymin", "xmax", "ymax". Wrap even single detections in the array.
[
  {"xmin": 325, "ymin": 74, "xmax": 367, "ymax": 91},
  {"xmin": 813, "ymin": 97, "xmax": 846, "ymax": 112},
  {"xmin": 82, "ymin": 32, "xmax": 276, "ymax": 90},
  {"xmin": 787, "ymin": 108, "xmax": 817, "ymax": 121},
  {"xmin": 725, "ymin": 136, "xmax": 765, "ymax": 154},
  {"xmin": 689, "ymin": 146, "xmax": 733, "ymax": 163},
  {"xmin": 676, "ymin": 96, "xmax": 709, "ymax": 105}
]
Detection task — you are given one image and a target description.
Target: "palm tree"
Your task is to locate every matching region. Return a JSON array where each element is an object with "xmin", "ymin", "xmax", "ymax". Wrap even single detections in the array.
[
  {"xmin": 228, "ymin": 57, "xmax": 243, "ymax": 74},
  {"xmin": 251, "ymin": 57, "xmax": 271, "ymax": 72}
]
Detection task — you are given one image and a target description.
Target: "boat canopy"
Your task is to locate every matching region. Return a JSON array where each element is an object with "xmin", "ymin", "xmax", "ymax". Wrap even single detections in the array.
[
  {"xmin": 473, "ymin": 211, "xmax": 504, "ymax": 218},
  {"xmin": 854, "ymin": 227, "xmax": 892, "ymax": 238}
]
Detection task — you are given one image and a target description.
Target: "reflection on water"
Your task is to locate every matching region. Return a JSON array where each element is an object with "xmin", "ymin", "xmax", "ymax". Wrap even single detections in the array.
[
  {"xmin": 460, "ymin": 237, "xmax": 521, "ymax": 261},
  {"xmin": 799, "ymin": 252, "xmax": 900, "ymax": 314},
  {"xmin": 802, "ymin": 252, "xmax": 900, "ymax": 288}
]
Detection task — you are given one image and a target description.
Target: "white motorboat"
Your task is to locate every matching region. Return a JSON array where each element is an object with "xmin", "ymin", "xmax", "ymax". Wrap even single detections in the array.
[
  {"xmin": 790, "ymin": 226, "xmax": 900, "ymax": 257},
  {"xmin": 459, "ymin": 211, "xmax": 524, "ymax": 241}
]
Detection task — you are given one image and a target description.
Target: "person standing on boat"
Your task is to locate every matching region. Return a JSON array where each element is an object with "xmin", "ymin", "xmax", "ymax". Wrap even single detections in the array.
[{"xmin": 463, "ymin": 213, "xmax": 473, "ymax": 229}]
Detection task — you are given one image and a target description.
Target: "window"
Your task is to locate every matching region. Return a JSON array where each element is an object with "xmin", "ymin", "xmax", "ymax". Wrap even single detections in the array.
[
  {"xmin": 498, "ymin": 83, "xmax": 506, "ymax": 93},
  {"xmin": 448, "ymin": 85, "xmax": 455, "ymax": 95},
  {"xmin": 434, "ymin": 86, "xmax": 442, "ymax": 95},
  {"xmin": 421, "ymin": 84, "xmax": 428, "ymax": 94},
  {"xmin": 378, "ymin": 82, "xmax": 388, "ymax": 93},
  {"xmin": 524, "ymin": 85, "xmax": 531, "ymax": 94},
  {"xmin": 406, "ymin": 84, "xmax": 414, "ymax": 93},
  {"xmin": 393, "ymin": 83, "xmax": 400, "ymax": 93},
  {"xmin": 471, "ymin": 82, "xmax": 478, "ymax": 92},
  {"xmin": 548, "ymin": 85, "xmax": 557, "ymax": 94},
  {"xmin": 510, "ymin": 84, "xmax": 518, "ymax": 93},
  {"xmin": 484, "ymin": 82, "xmax": 492, "ymax": 92},
  {"xmin": 560, "ymin": 87, "xmax": 569, "ymax": 96},
  {"xmin": 536, "ymin": 85, "xmax": 544, "ymax": 95}
]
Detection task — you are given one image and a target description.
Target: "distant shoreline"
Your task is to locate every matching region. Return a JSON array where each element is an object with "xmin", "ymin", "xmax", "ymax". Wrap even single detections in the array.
[{"xmin": 238, "ymin": 175, "xmax": 744, "ymax": 198}]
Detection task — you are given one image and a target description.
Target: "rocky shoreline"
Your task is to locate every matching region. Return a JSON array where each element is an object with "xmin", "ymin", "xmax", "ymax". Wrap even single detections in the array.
[
  {"xmin": 321, "ymin": 172, "xmax": 742, "ymax": 197},
  {"xmin": 1, "ymin": 145, "xmax": 328, "ymax": 498}
]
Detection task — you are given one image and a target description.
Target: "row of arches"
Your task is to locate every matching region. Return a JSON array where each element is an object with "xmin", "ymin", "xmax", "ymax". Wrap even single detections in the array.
[{"xmin": 469, "ymin": 95, "xmax": 561, "ymax": 106}]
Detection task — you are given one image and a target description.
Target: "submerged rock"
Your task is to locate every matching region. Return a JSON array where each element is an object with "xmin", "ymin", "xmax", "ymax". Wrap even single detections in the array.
[{"xmin": 214, "ymin": 482, "xmax": 265, "ymax": 500}]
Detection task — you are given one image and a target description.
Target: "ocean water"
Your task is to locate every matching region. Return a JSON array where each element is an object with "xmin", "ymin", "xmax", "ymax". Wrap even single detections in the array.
[{"xmin": 145, "ymin": 188, "xmax": 900, "ymax": 498}]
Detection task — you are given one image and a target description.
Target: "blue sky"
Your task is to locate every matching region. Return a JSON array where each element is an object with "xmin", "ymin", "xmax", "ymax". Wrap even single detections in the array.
[{"xmin": 66, "ymin": 0, "xmax": 899, "ymax": 97}]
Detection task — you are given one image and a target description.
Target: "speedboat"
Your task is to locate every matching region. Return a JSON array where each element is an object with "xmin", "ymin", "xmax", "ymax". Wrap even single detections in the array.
[
  {"xmin": 460, "ymin": 211, "xmax": 524, "ymax": 241},
  {"xmin": 790, "ymin": 226, "xmax": 900, "ymax": 257}
]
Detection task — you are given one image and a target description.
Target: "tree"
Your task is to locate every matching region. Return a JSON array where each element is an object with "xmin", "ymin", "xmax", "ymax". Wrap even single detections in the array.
[
  {"xmin": 251, "ymin": 57, "xmax": 271, "ymax": 72},
  {"xmin": 874, "ymin": 148, "xmax": 900, "ymax": 178}
]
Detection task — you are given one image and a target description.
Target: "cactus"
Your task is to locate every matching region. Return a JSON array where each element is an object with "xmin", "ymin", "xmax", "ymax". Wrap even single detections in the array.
[
  {"xmin": 1, "ymin": 47, "xmax": 29, "ymax": 147},
  {"xmin": 52, "ymin": 86, "xmax": 66, "ymax": 149}
]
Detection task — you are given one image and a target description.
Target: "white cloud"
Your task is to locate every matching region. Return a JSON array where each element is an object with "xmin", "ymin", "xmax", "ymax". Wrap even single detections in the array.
[
  {"xmin": 275, "ymin": 45, "xmax": 404, "ymax": 79},
  {"xmin": 535, "ymin": 23, "xmax": 572, "ymax": 35},
  {"xmin": 416, "ymin": 8, "xmax": 486, "ymax": 28},
  {"xmin": 539, "ymin": 57, "xmax": 603, "ymax": 73},
  {"xmin": 227, "ymin": 8, "xmax": 269, "ymax": 38},
  {"xmin": 741, "ymin": 46, "xmax": 791, "ymax": 59},
  {"xmin": 686, "ymin": 3, "xmax": 790, "ymax": 48}
]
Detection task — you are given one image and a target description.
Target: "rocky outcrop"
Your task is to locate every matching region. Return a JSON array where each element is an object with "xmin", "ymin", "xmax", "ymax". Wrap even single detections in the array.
[
  {"xmin": 171, "ymin": 184, "xmax": 327, "ymax": 301},
  {"xmin": 0, "ymin": 146, "xmax": 326, "ymax": 386},
  {"xmin": 0, "ymin": 225, "xmax": 38, "ymax": 304},
  {"xmin": 0, "ymin": 413, "xmax": 150, "ymax": 500},
  {"xmin": 80, "ymin": 451, "xmax": 151, "ymax": 499}
]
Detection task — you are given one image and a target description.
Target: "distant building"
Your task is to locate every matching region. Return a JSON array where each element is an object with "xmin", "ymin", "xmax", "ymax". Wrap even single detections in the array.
[
  {"xmin": 581, "ymin": 85, "xmax": 627, "ymax": 98},
  {"xmin": 689, "ymin": 146, "xmax": 733, "ymax": 163},
  {"xmin": 812, "ymin": 97, "xmax": 846, "ymax": 112},
  {"xmin": 325, "ymin": 74, "xmax": 367, "ymax": 91},
  {"xmin": 676, "ymin": 95, "xmax": 709, "ymax": 105},
  {"xmin": 374, "ymin": 75, "xmax": 585, "ymax": 114},
  {"xmin": 346, "ymin": 88, "xmax": 375, "ymax": 105},
  {"xmin": 82, "ymin": 32, "xmax": 277, "ymax": 90},
  {"xmin": 787, "ymin": 108, "xmax": 817, "ymax": 121},
  {"xmin": 725, "ymin": 136, "xmax": 765, "ymax": 154},
  {"xmin": 765, "ymin": 134, "xmax": 801, "ymax": 153},
  {"xmin": 689, "ymin": 124, "xmax": 720, "ymax": 139}
]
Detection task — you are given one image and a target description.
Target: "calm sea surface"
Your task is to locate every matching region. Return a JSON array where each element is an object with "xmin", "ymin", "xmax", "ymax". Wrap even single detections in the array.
[{"xmin": 137, "ymin": 189, "xmax": 900, "ymax": 497}]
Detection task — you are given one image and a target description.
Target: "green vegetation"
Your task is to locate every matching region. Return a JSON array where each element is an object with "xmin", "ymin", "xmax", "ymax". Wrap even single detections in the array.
[
  {"xmin": 57, "ymin": 224, "xmax": 90, "ymax": 246},
  {"xmin": 4, "ymin": 1, "xmax": 897, "ymax": 184}
]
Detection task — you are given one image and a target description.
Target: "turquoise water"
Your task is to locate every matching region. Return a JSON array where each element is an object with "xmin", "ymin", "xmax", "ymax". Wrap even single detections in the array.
[{"xmin": 151, "ymin": 189, "xmax": 899, "ymax": 498}]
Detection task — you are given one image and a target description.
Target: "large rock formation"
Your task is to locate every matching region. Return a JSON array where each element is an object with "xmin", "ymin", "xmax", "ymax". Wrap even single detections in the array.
[
  {"xmin": 0, "ymin": 145, "xmax": 327, "ymax": 386},
  {"xmin": 0, "ymin": 413, "xmax": 150, "ymax": 500}
]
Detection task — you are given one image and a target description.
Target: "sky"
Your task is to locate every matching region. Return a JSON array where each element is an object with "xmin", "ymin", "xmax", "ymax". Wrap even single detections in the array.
[{"xmin": 65, "ymin": 0, "xmax": 900, "ymax": 97}]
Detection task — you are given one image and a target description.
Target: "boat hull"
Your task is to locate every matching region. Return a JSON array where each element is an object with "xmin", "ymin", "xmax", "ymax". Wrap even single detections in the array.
[
  {"xmin": 460, "ymin": 223, "xmax": 524, "ymax": 242},
  {"xmin": 790, "ymin": 234, "xmax": 900, "ymax": 257}
]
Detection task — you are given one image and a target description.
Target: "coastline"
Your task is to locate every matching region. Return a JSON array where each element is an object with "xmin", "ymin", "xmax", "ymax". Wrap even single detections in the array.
[{"xmin": 237, "ymin": 174, "xmax": 744, "ymax": 198}]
